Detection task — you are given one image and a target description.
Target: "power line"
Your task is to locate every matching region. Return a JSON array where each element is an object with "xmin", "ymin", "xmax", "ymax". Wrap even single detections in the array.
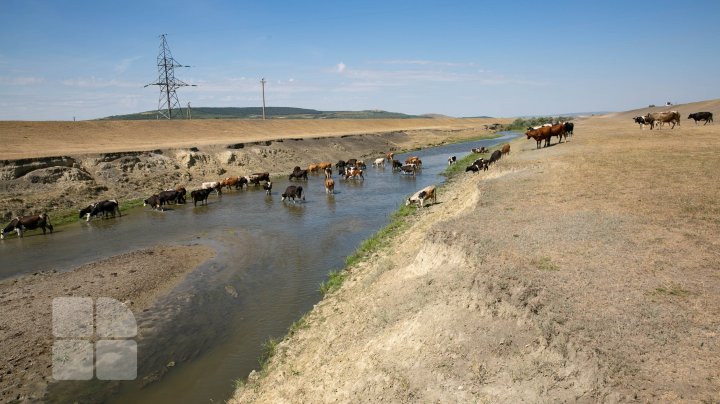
[{"xmin": 144, "ymin": 34, "xmax": 196, "ymax": 119}]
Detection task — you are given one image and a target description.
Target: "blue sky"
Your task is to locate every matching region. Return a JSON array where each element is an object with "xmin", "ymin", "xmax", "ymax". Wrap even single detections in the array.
[{"xmin": 1, "ymin": 0, "xmax": 718, "ymax": 120}]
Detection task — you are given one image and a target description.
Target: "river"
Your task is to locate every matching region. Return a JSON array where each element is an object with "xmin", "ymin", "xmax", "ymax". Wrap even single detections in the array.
[{"xmin": 2, "ymin": 133, "xmax": 517, "ymax": 403}]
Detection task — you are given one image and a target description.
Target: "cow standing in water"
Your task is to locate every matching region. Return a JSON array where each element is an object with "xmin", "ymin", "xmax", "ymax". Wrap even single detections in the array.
[
  {"xmin": 1, "ymin": 214, "xmax": 54, "ymax": 239},
  {"xmin": 281, "ymin": 186, "xmax": 304, "ymax": 203}
]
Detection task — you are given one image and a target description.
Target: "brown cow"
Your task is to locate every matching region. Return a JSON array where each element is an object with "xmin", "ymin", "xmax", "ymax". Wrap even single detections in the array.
[
  {"xmin": 549, "ymin": 123, "xmax": 567, "ymax": 143},
  {"xmin": 344, "ymin": 167, "xmax": 364, "ymax": 180},
  {"xmin": 220, "ymin": 176, "xmax": 248, "ymax": 190},
  {"xmin": 406, "ymin": 185, "xmax": 437, "ymax": 208},
  {"xmin": 324, "ymin": 178, "xmax": 335, "ymax": 194},
  {"xmin": 307, "ymin": 163, "xmax": 320, "ymax": 173},
  {"xmin": 526, "ymin": 126, "xmax": 552, "ymax": 149},
  {"xmin": 647, "ymin": 110, "xmax": 680, "ymax": 129},
  {"xmin": 405, "ymin": 156, "xmax": 422, "ymax": 166},
  {"xmin": 317, "ymin": 162, "xmax": 332, "ymax": 170},
  {"xmin": 501, "ymin": 144, "xmax": 511, "ymax": 155},
  {"xmin": 386, "ymin": 152, "xmax": 394, "ymax": 162}
]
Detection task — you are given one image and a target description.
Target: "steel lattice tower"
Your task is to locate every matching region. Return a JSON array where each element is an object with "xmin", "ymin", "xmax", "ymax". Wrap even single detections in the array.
[{"xmin": 144, "ymin": 34, "xmax": 195, "ymax": 119}]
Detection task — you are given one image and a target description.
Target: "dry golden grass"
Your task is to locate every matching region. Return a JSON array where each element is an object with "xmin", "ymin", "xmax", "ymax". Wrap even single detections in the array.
[{"xmin": 0, "ymin": 118, "xmax": 510, "ymax": 160}]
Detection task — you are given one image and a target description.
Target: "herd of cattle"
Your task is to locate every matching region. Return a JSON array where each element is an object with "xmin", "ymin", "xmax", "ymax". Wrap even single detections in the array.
[
  {"xmin": 633, "ymin": 110, "xmax": 713, "ymax": 129},
  {"xmin": 525, "ymin": 122, "xmax": 575, "ymax": 149},
  {"xmin": 1, "ymin": 148, "xmax": 510, "ymax": 240}
]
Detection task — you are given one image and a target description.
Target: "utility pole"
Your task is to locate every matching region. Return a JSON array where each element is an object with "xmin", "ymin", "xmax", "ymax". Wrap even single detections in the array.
[{"xmin": 261, "ymin": 77, "xmax": 267, "ymax": 120}]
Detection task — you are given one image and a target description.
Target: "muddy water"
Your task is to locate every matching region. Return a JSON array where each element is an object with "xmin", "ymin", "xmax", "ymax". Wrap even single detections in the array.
[{"xmin": 2, "ymin": 133, "xmax": 517, "ymax": 403}]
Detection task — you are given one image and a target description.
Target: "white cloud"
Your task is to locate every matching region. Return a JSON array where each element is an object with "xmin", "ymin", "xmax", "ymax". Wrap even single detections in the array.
[
  {"xmin": 62, "ymin": 77, "xmax": 140, "ymax": 88},
  {"xmin": 336, "ymin": 62, "xmax": 346, "ymax": 73},
  {"xmin": 0, "ymin": 76, "xmax": 45, "ymax": 85},
  {"xmin": 114, "ymin": 56, "xmax": 142, "ymax": 74}
]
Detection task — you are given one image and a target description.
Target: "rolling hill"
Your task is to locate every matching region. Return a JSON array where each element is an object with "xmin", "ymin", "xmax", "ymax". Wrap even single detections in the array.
[{"xmin": 99, "ymin": 107, "xmax": 427, "ymax": 120}]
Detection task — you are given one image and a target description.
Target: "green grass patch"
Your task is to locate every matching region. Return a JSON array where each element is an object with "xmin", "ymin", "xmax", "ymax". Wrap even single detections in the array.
[
  {"xmin": 287, "ymin": 313, "xmax": 309, "ymax": 338},
  {"xmin": 258, "ymin": 337, "xmax": 280, "ymax": 372},
  {"xmin": 47, "ymin": 197, "xmax": 144, "ymax": 228},
  {"xmin": 654, "ymin": 283, "xmax": 692, "ymax": 297},
  {"xmin": 533, "ymin": 256, "xmax": 559, "ymax": 271}
]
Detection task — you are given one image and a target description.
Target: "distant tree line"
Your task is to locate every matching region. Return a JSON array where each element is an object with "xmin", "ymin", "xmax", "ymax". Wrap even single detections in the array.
[{"xmin": 505, "ymin": 116, "xmax": 573, "ymax": 131}]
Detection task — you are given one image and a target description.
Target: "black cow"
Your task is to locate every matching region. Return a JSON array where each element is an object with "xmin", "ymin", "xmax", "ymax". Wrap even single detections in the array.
[
  {"xmin": 247, "ymin": 172, "xmax": 270, "ymax": 186},
  {"xmin": 289, "ymin": 167, "xmax": 308, "ymax": 181},
  {"xmin": 80, "ymin": 200, "xmax": 121, "ymax": 221},
  {"xmin": 391, "ymin": 160, "xmax": 403, "ymax": 171},
  {"xmin": 564, "ymin": 122, "xmax": 574, "ymax": 135},
  {"xmin": 465, "ymin": 165, "xmax": 479, "ymax": 173},
  {"xmin": 263, "ymin": 181, "xmax": 273, "ymax": 195},
  {"xmin": 346, "ymin": 158, "xmax": 358, "ymax": 167},
  {"xmin": 1, "ymin": 214, "xmax": 54, "ymax": 240},
  {"xmin": 190, "ymin": 188, "xmax": 212, "ymax": 206},
  {"xmin": 688, "ymin": 112, "xmax": 713, "ymax": 125},
  {"xmin": 473, "ymin": 159, "xmax": 489, "ymax": 171},
  {"xmin": 175, "ymin": 187, "xmax": 187, "ymax": 203},
  {"xmin": 489, "ymin": 150, "xmax": 502, "ymax": 164},
  {"xmin": 336, "ymin": 160, "xmax": 347, "ymax": 170},
  {"xmin": 281, "ymin": 185, "xmax": 304, "ymax": 203},
  {"xmin": 143, "ymin": 195, "xmax": 162, "ymax": 210},
  {"xmin": 158, "ymin": 190, "xmax": 181, "ymax": 205}
]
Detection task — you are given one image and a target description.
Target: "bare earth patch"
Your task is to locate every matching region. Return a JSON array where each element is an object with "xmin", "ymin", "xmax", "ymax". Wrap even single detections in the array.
[
  {"xmin": 0, "ymin": 244, "xmax": 215, "ymax": 402},
  {"xmin": 232, "ymin": 101, "xmax": 720, "ymax": 402}
]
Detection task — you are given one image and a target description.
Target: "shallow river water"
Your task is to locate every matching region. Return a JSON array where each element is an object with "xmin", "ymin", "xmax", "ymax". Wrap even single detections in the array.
[{"xmin": 2, "ymin": 133, "xmax": 517, "ymax": 403}]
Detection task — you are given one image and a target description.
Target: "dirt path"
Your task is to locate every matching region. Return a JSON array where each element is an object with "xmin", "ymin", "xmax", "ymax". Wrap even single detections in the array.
[
  {"xmin": 0, "ymin": 244, "xmax": 215, "ymax": 402},
  {"xmin": 232, "ymin": 103, "xmax": 720, "ymax": 402}
]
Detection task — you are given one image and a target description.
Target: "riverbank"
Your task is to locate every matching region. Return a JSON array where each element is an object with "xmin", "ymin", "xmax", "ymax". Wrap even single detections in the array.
[
  {"xmin": 0, "ymin": 244, "xmax": 215, "ymax": 402},
  {"xmin": 231, "ymin": 101, "xmax": 720, "ymax": 402},
  {"xmin": 0, "ymin": 120, "xmax": 506, "ymax": 224}
]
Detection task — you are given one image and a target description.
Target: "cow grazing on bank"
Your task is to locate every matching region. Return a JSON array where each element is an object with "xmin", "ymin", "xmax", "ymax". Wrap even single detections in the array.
[
  {"xmin": 448, "ymin": 156, "xmax": 457, "ymax": 165},
  {"xmin": 472, "ymin": 146, "xmax": 489, "ymax": 153},
  {"xmin": 325, "ymin": 178, "xmax": 335, "ymax": 194},
  {"xmin": 281, "ymin": 185, "xmax": 304, "ymax": 203},
  {"xmin": 247, "ymin": 172, "xmax": 271, "ymax": 186},
  {"xmin": 263, "ymin": 181, "xmax": 273, "ymax": 195},
  {"xmin": 688, "ymin": 112, "xmax": 713, "ymax": 125},
  {"xmin": 80, "ymin": 199, "xmax": 121, "ymax": 221},
  {"xmin": 501, "ymin": 144, "xmax": 511, "ymax": 155},
  {"xmin": 190, "ymin": 188, "xmax": 212, "ymax": 206},
  {"xmin": 564, "ymin": 122, "xmax": 574, "ymax": 136},
  {"xmin": 1, "ymin": 214, "xmax": 54, "ymax": 239},
  {"xmin": 489, "ymin": 150, "xmax": 502, "ymax": 164},
  {"xmin": 406, "ymin": 185, "xmax": 437, "ymax": 208},
  {"xmin": 526, "ymin": 126, "xmax": 552, "ymax": 148}
]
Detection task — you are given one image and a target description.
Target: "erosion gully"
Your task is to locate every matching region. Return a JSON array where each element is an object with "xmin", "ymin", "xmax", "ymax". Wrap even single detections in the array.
[{"xmin": 1, "ymin": 133, "xmax": 517, "ymax": 403}]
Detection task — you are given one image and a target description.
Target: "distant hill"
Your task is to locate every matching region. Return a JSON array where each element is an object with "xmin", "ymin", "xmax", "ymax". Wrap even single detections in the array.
[{"xmin": 99, "ymin": 107, "xmax": 427, "ymax": 120}]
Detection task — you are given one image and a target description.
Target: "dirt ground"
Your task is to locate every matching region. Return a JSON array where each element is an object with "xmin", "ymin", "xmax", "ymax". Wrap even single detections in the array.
[
  {"xmin": 231, "ymin": 100, "xmax": 720, "ymax": 402},
  {"xmin": 0, "ymin": 118, "xmax": 506, "ymax": 223},
  {"xmin": 0, "ymin": 244, "xmax": 215, "ymax": 402}
]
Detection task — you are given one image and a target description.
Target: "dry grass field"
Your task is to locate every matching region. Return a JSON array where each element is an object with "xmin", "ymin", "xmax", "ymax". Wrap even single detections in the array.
[
  {"xmin": 232, "ymin": 100, "xmax": 720, "ymax": 402},
  {"xmin": 0, "ymin": 118, "xmax": 499, "ymax": 160}
]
